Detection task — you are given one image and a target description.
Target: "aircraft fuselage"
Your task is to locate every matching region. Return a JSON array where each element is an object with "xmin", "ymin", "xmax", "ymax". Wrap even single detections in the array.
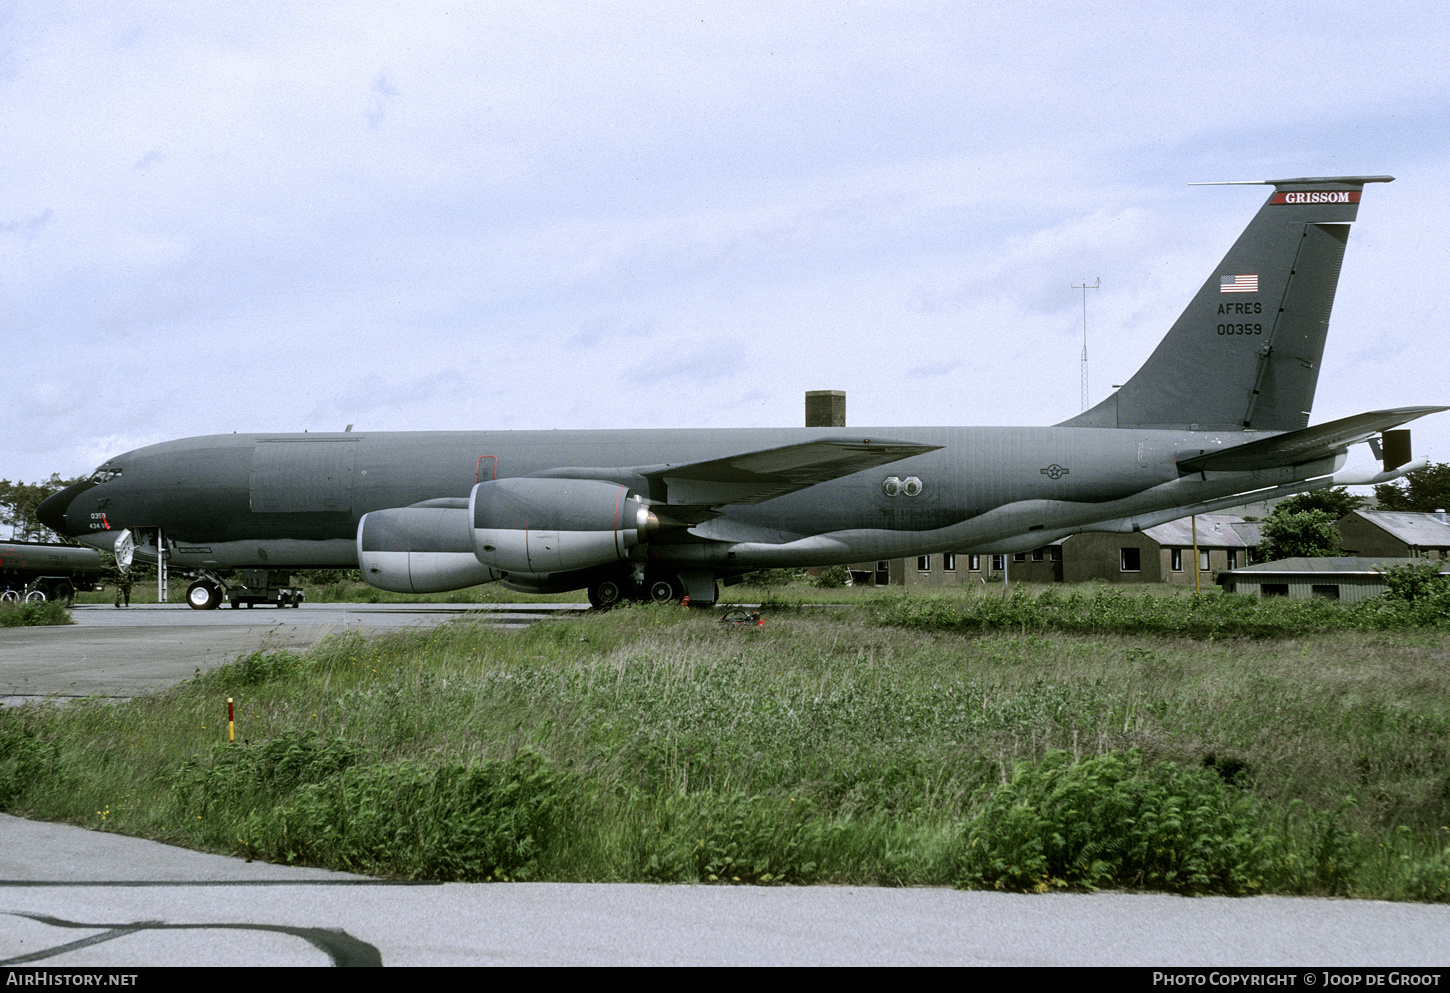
[{"xmin": 53, "ymin": 423, "xmax": 1313, "ymax": 572}]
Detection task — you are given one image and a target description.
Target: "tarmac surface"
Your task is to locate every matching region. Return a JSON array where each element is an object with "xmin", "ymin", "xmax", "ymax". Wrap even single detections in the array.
[
  {"xmin": 5, "ymin": 815, "xmax": 1450, "ymax": 967},
  {"xmin": 4, "ymin": 603, "xmax": 1450, "ymax": 967},
  {"xmin": 0, "ymin": 601, "xmax": 584, "ymax": 704}
]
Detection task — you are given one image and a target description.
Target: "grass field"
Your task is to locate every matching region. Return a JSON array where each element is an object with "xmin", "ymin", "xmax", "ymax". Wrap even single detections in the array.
[{"xmin": 5, "ymin": 582, "xmax": 1450, "ymax": 898}]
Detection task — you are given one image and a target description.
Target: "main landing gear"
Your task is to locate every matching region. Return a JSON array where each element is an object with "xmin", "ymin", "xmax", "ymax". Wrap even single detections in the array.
[{"xmin": 587, "ymin": 571, "xmax": 711, "ymax": 608}]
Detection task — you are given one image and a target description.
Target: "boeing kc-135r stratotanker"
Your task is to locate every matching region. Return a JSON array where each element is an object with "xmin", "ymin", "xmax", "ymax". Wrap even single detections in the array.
[{"xmin": 39, "ymin": 176, "xmax": 1445, "ymax": 608}]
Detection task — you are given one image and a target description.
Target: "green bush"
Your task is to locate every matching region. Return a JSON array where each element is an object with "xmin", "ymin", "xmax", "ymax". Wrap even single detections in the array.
[
  {"xmin": 0, "ymin": 599, "xmax": 72, "ymax": 627},
  {"xmin": 170, "ymin": 731, "xmax": 361, "ymax": 815},
  {"xmin": 958, "ymin": 750, "xmax": 1273, "ymax": 894},
  {"xmin": 205, "ymin": 649, "xmax": 310, "ymax": 688},
  {"xmin": 238, "ymin": 747, "xmax": 567, "ymax": 880},
  {"xmin": 1379, "ymin": 561, "xmax": 1450, "ymax": 603},
  {"xmin": 812, "ymin": 566, "xmax": 851, "ymax": 589},
  {"xmin": 744, "ymin": 569, "xmax": 794, "ymax": 588},
  {"xmin": 874, "ymin": 585, "xmax": 1450, "ymax": 637},
  {"xmin": 0, "ymin": 719, "xmax": 61, "ymax": 806}
]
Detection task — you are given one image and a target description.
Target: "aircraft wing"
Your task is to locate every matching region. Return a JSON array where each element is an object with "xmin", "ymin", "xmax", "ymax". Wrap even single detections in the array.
[
  {"xmin": 1176, "ymin": 406, "xmax": 1447, "ymax": 473},
  {"xmin": 639, "ymin": 437, "xmax": 941, "ymax": 506}
]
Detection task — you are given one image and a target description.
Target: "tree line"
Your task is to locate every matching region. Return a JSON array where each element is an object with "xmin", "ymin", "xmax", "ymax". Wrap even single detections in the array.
[{"xmin": 0, "ymin": 475, "xmax": 81, "ymax": 543}]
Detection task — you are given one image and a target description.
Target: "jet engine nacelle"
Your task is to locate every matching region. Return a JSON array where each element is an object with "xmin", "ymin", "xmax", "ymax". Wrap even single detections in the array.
[
  {"xmin": 470, "ymin": 477, "xmax": 657, "ymax": 574},
  {"xmin": 357, "ymin": 505, "xmax": 503, "ymax": 593}
]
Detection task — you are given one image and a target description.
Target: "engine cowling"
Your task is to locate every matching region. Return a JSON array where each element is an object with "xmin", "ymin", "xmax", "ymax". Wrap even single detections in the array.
[
  {"xmin": 357, "ymin": 505, "xmax": 503, "ymax": 593},
  {"xmin": 470, "ymin": 477, "xmax": 658, "ymax": 573}
]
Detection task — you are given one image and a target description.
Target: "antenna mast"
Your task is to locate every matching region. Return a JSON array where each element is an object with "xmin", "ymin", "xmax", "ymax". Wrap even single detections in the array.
[{"xmin": 1072, "ymin": 277, "xmax": 1100, "ymax": 412}]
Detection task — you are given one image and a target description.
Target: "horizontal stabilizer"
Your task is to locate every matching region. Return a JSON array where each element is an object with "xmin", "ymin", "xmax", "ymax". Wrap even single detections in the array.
[
  {"xmin": 643, "ymin": 437, "xmax": 941, "ymax": 506},
  {"xmin": 1176, "ymin": 406, "xmax": 1447, "ymax": 474}
]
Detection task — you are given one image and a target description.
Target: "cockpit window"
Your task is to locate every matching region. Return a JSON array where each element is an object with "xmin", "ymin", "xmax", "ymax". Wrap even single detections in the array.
[{"xmin": 89, "ymin": 466, "xmax": 123, "ymax": 483}]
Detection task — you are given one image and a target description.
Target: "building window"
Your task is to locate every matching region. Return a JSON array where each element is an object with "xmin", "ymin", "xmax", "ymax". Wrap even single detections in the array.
[
  {"xmin": 1013, "ymin": 552, "xmax": 1026, "ymax": 563},
  {"xmin": 1312, "ymin": 584, "xmax": 1340, "ymax": 600},
  {"xmin": 1121, "ymin": 547, "xmax": 1141, "ymax": 572},
  {"xmin": 1227, "ymin": 550, "xmax": 1239, "ymax": 569},
  {"xmin": 1049, "ymin": 545, "xmax": 1062, "ymax": 562},
  {"xmin": 1199, "ymin": 550, "xmax": 1210, "ymax": 572},
  {"xmin": 991, "ymin": 554, "xmax": 1004, "ymax": 571},
  {"xmin": 1032, "ymin": 548, "xmax": 1045, "ymax": 562},
  {"xmin": 1262, "ymin": 583, "xmax": 1289, "ymax": 597},
  {"xmin": 917, "ymin": 555, "xmax": 931, "ymax": 572},
  {"xmin": 1171, "ymin": 549, "xmax": 1183, "ymax": 572},
  {"xmin": 942, "ymin": 553, "xmax": 956, "ymax": 571},
  {"xmin": 969, "ymin": 554, "xmax": 981, "ymax": 571}
]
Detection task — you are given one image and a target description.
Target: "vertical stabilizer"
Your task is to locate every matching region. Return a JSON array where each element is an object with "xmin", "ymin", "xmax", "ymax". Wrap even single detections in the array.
[{"xmin": 1061, "ymin": 176, "xmax": 1392, "ymax": 432}]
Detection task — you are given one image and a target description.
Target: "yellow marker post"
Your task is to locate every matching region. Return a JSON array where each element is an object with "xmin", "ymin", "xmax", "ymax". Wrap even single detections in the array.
[
  {"xmin": 228, "ymin": 697, "xmax": 234, "ymax": 743},
  {"xmin": 1192, "ymin": 516, "xmax": 1201, "ymax": 594}
]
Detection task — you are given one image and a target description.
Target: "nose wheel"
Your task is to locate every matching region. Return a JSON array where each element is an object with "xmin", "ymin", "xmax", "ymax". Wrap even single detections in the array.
[{"xmin": 186, "ymin": 580, "xmax": 222, "ymax": 610}]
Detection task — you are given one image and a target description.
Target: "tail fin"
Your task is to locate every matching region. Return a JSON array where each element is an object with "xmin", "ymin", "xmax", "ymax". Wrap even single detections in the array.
[{"xmin": 1061, "ymin": 175, "xmax": 1393, "ymax": 432}]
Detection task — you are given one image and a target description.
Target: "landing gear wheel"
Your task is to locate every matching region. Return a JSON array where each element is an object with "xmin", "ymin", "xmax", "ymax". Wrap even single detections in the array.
[
  {"xmin": 186, "ymin": 580, "xmax": 222, "ymax": 611},
  {"xmin": 647, "ymin": 578, "xmax": 678, "ymax": 604},
  {"xmin": 588, "ymin": 578, "xmax": 626, "ymax": 608}
]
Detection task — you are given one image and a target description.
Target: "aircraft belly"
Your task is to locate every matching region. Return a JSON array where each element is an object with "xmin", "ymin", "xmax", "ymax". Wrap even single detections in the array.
[{"xmin": 161, "ymin": 538, "xmax": 358, "ymax": 570}]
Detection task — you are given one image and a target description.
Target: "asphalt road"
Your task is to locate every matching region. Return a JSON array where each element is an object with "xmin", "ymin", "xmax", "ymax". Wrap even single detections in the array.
[
  {"xmin": 5, "ymin": 815, "xmax": 1450, "ymax": 967},
  {"xmin": 0, "ymin": 601, "xmax": 585, "ymax": 703},
  {"xmin": 4, "ymin": 604, "xmax": 1450, "ymax": 967}
]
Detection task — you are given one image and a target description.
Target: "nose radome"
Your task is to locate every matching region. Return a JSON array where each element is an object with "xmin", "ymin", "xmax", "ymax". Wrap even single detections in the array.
[{"xmin": 37, "ymin": 480, "xmax": 96, "ymax": 537}]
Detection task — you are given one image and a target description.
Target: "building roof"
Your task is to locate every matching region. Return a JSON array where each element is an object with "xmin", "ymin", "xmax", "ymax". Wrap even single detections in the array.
[
  {"xmin": 1343, "ymin": 510, "xmax": 1450, "ymax": 548},
  {"xmin": 1142, "ymin": 514, "xmax": 1256, "ymax": 548},
  {"xmin": 1220, "ymin": 556, "xmax": 1449, "ymax": 578}
]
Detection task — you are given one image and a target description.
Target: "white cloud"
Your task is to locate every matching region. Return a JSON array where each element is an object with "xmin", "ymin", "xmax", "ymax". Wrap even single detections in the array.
[{"xmin": 3, "ymin": 1, "xmax": 1450, "ymax": 479}]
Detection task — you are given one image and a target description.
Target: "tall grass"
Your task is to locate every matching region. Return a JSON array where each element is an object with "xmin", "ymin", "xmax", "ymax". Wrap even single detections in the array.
[{"xmin": 3, "ymin": 601, "xmax": 1448, "ymax": 898}]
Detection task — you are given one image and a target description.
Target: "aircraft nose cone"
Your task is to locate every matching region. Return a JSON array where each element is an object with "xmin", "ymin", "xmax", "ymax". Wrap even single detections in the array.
[{"xmin": 37, "ymin": 480, "xmax": 95, "ymax": 537}]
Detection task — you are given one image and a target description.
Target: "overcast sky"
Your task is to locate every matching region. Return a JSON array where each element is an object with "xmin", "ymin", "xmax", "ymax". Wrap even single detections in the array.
[{"xmin": 4, "ymin": 1, "xmax": 1449, "ymax": 488}]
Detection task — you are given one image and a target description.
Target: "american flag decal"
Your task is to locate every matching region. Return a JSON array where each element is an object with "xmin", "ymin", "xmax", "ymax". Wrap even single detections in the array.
[{"xmin": 1220, "ymin": 274, "xmax": 1258, "ymax": 293}]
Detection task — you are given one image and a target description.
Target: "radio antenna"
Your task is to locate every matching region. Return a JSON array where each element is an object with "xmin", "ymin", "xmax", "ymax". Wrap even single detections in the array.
[{"xmin": 1072, "ymin": 277, "xmax": 1100, "ymax": 412}]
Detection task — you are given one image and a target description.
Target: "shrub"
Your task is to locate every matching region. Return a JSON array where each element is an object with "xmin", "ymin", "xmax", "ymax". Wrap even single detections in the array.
[
  {"xmin": 745, "ymin": 569, "xmax": 795, "ymax": 588},
  {"xmin": 204, "ymin": 649, "xmax": 310, "ymax": 688},
  {"xmin": 0, "ymin": 600, "xmax": 72, "ymax": 627},
  {"xmin": 1379, "ymin": 561, "xmax": 1450, "ymax": 603},
  {"xmin": 238, "ymin": 747, "xmax": 568, "ymax": 881},
  {"xmin": 0, "ymin": 719, "xmax": 61, "ymax": 806},
  {"xmin": 957, "ymin": 750, "xmax": 1272, "ymax": 894}
]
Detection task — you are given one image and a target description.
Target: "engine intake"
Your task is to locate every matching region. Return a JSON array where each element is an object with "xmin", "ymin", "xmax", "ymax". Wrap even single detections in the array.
[{"xmin": 357, "ymin": 506, "xmax": 502, "ymax": 593}]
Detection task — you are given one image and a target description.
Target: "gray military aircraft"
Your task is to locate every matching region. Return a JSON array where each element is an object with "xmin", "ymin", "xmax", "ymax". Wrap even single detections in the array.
[{"xmin": 39, "ymin": 175, "xmax": 1444, "ymax": 609}]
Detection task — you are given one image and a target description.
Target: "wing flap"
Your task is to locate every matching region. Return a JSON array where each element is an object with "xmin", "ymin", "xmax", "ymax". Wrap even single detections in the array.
[{"xmin": 1177, "ymin": 406, "xmax": 1446, "ymax": 473}]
